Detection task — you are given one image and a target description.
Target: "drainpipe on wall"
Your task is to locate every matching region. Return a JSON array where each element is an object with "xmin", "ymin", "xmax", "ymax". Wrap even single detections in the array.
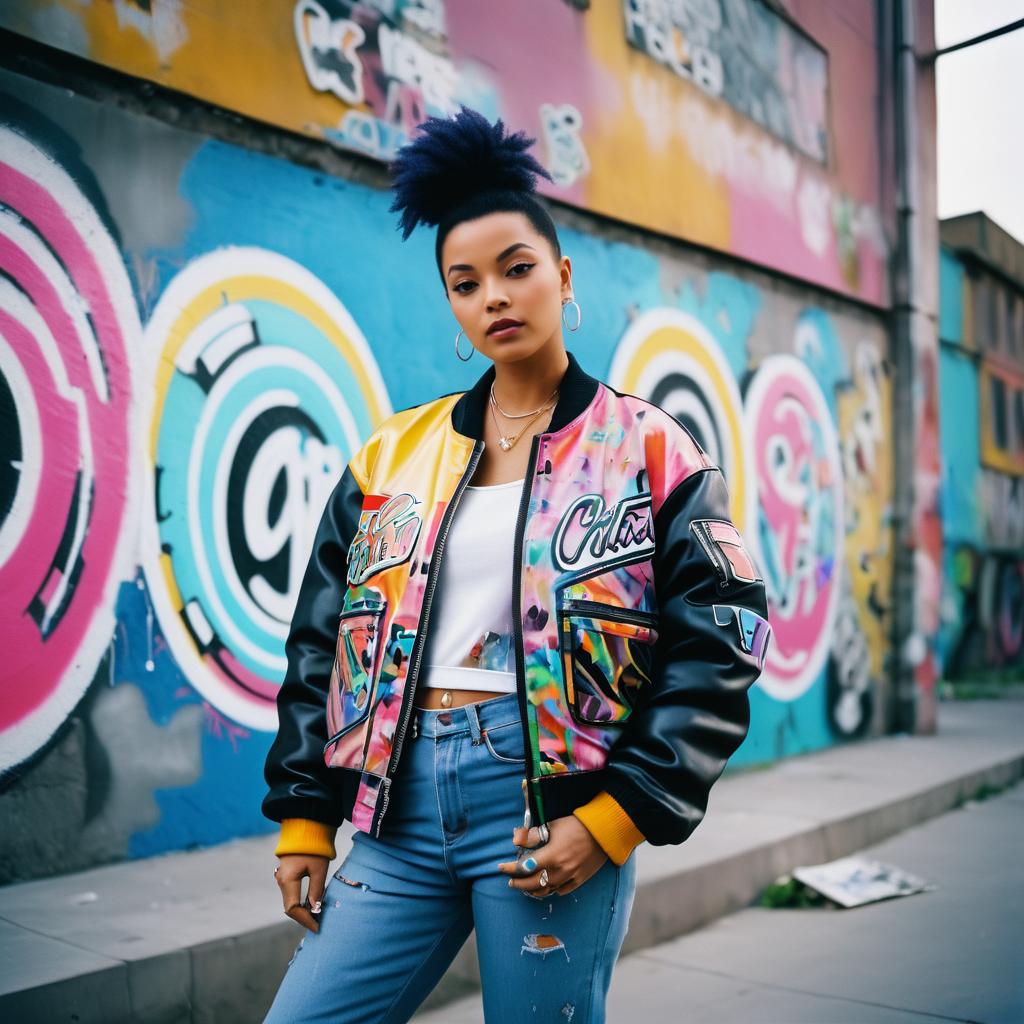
[{"xmin": 889, "ymin": 0, "xmax": 941, "ymax": 735}]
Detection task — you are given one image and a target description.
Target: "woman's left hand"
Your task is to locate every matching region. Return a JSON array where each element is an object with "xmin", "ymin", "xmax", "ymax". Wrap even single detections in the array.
[{"xmin": 497, "ymin": 815, "xmax": 608, "ymax": 896}]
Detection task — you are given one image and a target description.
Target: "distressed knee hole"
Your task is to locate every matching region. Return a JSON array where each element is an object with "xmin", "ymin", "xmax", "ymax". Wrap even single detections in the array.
[
  {"xmin": 520, "ymin": 933, "xmax": 570, "ymax": 961},
  {"xmin": 334, "ymin": 872, "xmax": 371, "ymax": 891}
]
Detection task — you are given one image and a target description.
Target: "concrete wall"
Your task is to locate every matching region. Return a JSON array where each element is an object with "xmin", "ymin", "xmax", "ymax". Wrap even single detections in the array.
[
  {"xmin": 1, "ymin": 1, "xmax": 933, "ymax": 884},
  {"xmin": 0, "ymin": 65, "xmax": 895, "ymax": 881}
]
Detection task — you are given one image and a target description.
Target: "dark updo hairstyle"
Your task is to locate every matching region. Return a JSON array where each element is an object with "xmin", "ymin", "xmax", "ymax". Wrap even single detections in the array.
[{"xmin": 387, "ymin": 105, "xmax": 561, "ymax": 290}]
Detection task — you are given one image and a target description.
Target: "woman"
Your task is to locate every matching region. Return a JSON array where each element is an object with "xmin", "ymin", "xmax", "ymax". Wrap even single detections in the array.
[{"xmin": 262, "ymin": 106, "xmax": 771, "ymax": 1023}]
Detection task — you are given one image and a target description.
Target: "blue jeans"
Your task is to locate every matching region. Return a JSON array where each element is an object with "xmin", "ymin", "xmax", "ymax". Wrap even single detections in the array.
[{"xmin": 264, "ymin": 691, "xmax": 637, "ymax": 1023}]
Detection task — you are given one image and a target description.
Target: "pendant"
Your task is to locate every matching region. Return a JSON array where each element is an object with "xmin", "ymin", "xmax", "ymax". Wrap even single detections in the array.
[{"xmin": 498, "ymin": 436, "xmax": 514, "ymax": 451}]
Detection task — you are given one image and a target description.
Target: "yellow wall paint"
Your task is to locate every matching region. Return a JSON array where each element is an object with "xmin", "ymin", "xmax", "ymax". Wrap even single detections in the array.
[
  {"xmin": 579, "ymin": 0, "xmax": 732, "ymax": 249},
  {"xmin": 836, "ymin": 358, "xmax": 894, "ymax": 695},
  {"xmin": 21, "ymin": 1, "xmax": 343, "ymax": 138}
]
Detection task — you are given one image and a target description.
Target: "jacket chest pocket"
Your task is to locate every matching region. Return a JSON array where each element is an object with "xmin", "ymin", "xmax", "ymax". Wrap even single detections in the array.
[
  {"xmin": 558, "ymin": 600, "xmax": 659, "ymax": 727},
  {"xmin": 326, "ymin": 601, "xmax": 387, "ymax": 747}
]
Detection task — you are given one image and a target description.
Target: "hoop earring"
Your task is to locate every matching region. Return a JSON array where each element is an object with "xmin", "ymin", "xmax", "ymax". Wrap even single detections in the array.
[
  {"xmin": 561, "ymin": 298, "xmax": 582, "ymax": 332},
  {"xmin": 455, "ymin": 328, "xmax": 474, "ymax": 361}
]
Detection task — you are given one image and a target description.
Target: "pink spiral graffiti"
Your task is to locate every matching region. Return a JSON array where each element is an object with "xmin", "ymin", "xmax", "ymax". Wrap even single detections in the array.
[
  {"xmin": 0, "ymin": 129, "xmax": 137, "ymax": 768},
  {"xmin": 745, "ymin": 355, "xmax": 843, "ymax": 700}
]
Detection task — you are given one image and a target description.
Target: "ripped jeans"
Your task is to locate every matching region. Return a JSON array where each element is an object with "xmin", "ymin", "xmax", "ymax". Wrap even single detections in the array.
[{"xmin": 263, "ymin": 691, "xmax": 637, "ymax": 1024}]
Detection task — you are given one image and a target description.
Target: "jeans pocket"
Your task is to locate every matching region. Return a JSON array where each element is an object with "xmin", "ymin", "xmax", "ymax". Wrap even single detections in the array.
[{"xmin": 480, "ymin": 721, "xmax": 526, "ymax": 764}]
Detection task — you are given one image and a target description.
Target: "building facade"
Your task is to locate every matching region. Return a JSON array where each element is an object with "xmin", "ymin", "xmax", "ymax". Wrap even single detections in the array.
[
  {"xmin": 0, "ymin": 0, "xmax": 939, "ymax": 881},
  {"xmin": 938, "ymin": 213, "xmax": 1024, "ymax": 680}
]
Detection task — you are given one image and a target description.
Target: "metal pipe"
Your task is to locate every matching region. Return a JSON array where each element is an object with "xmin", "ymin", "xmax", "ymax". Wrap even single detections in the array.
[{"xmin": 920, "ymin": 16, "xmax": 1024, "ymax": 62}]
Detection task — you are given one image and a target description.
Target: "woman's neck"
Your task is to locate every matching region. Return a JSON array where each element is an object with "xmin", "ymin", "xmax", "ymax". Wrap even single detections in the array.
[{"xmin": 490, "ymin": 345, "xmax": 569, "ymax": 413}]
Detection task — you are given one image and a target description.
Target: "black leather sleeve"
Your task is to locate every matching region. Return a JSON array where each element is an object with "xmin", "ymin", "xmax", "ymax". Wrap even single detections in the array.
[
  {"xmin": 261, "ymin": 463, "xmax": 365, "ymax": 826},
  {"xmin": 601, "ymin": 466, "xmax": 771, "ymax": 846}
]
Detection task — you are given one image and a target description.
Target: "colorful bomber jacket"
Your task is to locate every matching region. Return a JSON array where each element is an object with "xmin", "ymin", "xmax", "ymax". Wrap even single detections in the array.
[{"xmin": 262, "ymin": 349, "xmax": 772, "ymax": 860}]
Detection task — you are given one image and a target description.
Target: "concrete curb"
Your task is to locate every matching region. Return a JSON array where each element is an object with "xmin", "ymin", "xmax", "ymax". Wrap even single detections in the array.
[
  {"xmin": 2, "ymin": 698, "xmax": 1022, "ymax": 1023},
  {"xmin": 619, "ymin": 751, "xmax": 1024, "ymax": 958}
]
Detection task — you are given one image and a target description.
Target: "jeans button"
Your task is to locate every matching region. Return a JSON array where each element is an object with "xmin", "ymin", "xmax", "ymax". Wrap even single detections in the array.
[{"xmin": 438, "ymin": 712, "xmax": 452, "ymax": 726}]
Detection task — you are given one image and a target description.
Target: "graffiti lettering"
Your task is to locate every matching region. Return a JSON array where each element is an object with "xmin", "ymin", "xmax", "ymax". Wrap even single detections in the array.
[
  {"xmin": 623, "ymin": 0, "xmax": 827, "ymax": 163},
  {"xmin": 294, "ymin": 1, "xmax": 367, "ymax": 106},
  {"xmin": 553, "ymin": 493, "xmax": 655, "ymax": 575},
  {"xmin": 378, "ymin": 22, "xmax": 457, "ymax": 114},
  {"xmin": 947, "ymin": 547, "xmax": 1024, "ymax": 672},
  {"xmin": 348, "ymin": 493, "xmax": 424, "ymax": 585},
  {"xmin": 540, "ymin": 102, "xmax": 590, "ymax": 187},
  {"xmin": 828, "ymin": 575, "xmax": 873, "ymax": 737},
  {"xmin": 979, "ymin": 469, "xmax": 1024, "ymax": 549},
  {"xmin": 744, "ymin": 354, "xmax": 844, "ymax": 701},
  {"xmin": 331, "ymin": 111, "xmax": 408, "ymax": 161}
]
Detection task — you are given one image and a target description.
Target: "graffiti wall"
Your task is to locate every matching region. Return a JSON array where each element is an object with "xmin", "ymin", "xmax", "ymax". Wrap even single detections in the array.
[
  {"xmin": 0, "ymin": 66, "xmax": 892, "ymax": 881},
  {"xmin": 938, "ymin": 227, "xmax": 1024, "ymax": 678},
  {"xmin": 2, "ymin": 0, "xmax": 890, "ymax": 305}
]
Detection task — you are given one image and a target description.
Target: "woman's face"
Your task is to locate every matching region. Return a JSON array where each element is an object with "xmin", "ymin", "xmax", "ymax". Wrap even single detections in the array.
[{"xmin": 441, "ymin": 210, "xmax": 572, "ymax": 362}]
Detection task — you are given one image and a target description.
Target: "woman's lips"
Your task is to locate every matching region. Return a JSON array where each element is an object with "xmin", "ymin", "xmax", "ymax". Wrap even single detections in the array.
[{"xmin": 489, "ymin": 322, "xmax": 523, "ymax": 338}]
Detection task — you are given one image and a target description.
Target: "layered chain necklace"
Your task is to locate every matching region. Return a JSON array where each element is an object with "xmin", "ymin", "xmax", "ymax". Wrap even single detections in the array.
[{"xmin": 488, "ymin": 382, "xmax": 559, "ymax": 451}]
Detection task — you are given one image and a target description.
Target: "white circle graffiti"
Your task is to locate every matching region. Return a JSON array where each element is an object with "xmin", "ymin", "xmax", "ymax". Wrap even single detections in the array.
[
  {"xmin": 141, "ymin": 247, "xmax": 391, "ymax": 730},
  {"xmin": 609, "ymin": 306, "xmax": 755, "ymax": 531}
]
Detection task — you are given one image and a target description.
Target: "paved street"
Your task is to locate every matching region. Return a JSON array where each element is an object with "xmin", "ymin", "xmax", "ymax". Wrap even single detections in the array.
[{"xmin": 415, "ymin": 779, "xmax": 1024, "ymax": 1023}]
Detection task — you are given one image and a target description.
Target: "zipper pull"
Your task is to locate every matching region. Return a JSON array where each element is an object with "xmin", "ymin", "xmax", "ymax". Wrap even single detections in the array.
[{"xmin": 515, "ymin": 777, "xmax": 532, "ymax": 867}]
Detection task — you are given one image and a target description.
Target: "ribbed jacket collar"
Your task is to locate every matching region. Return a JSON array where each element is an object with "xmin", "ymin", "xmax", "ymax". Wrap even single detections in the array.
[{"xmin": 450, "ymin": 348, "xmax": 601, "ymax": 442}]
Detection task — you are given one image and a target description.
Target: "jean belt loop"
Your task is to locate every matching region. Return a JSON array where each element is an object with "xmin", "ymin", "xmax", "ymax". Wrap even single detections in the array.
[{"xmin": 465, "ymin": 701, "xmax": 483, "ymax": 745}]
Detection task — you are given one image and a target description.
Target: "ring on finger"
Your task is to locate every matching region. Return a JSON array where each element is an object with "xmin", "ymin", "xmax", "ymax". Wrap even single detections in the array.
[
  {"xmin": 538, "ymin": 823, "xmax": 550, "ymax": 844},
  {"xmin": 538, "ymin": 868, "xmax": 549, "ymax": 888},
  {"xmin": 518, "ymin": 855, "xmax": 538, "ymax": 875}
]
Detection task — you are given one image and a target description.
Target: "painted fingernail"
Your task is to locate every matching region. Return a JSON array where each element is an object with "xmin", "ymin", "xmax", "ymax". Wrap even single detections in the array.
[{"xmin": 508, "ymin": 878, "xmax": 514, "ymax": 887}]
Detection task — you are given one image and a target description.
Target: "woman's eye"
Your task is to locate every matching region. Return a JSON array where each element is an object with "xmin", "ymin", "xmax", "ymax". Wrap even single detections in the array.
[{"xmin": 452, "ymin": 263, "xmax": 533, "ymax": 295}]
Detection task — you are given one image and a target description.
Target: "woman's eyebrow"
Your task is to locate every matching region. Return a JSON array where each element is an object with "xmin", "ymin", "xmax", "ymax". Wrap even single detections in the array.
[{"xmin": 447, "ymin": 242, "xmax": 537, "ymax": 276}]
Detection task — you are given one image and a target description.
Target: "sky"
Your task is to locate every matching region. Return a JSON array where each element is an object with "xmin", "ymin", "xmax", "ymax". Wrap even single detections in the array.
[{"xmin": 935, "ymin": 0, "xmax": 1024, "ymax": 243}]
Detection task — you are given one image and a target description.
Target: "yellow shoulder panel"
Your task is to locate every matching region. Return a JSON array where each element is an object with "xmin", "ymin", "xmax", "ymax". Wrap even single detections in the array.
[{"xmin": 347, "ymin": 391, "xmax": 467, "ymax": 492}]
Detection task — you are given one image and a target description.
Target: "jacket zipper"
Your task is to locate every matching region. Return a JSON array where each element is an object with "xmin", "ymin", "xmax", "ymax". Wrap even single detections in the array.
[
  {"xmin": 513, "ymin": 433, "xmax": 543, "ymax": 827},
  {"xmin": 560, "ymin": 599, "xmax": 659, "ymax": 628},
  {"xmin": 370, "ymin": 438, "xmax": 485, "ymax": 836}
]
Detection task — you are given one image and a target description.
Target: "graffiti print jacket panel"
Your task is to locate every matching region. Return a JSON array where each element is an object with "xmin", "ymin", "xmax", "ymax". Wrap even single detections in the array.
[{"xmin": 262, "ymin": 349, "xmax": 772, "ymax": 847}]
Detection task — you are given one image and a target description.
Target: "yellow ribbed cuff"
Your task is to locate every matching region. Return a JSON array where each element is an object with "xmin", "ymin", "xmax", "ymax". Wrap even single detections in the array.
[
  {"xmin": 573, "ymin": 791, "xmax": 646, "ymax": 866},
  {"xmin": 274, "ymin": 818, "xmax": 338, "ymax": 860}
]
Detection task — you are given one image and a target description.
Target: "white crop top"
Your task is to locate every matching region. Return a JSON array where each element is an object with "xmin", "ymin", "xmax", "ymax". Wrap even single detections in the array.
[{"xmin": 418, "ymin": 476, "xmax": 525, "ymax": 694}]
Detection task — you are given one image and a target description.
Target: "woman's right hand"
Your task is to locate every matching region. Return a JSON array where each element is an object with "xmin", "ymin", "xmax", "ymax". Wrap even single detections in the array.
[{"xmin": 274, "ymin": 854, "xmax": 330, "ymax": 933}]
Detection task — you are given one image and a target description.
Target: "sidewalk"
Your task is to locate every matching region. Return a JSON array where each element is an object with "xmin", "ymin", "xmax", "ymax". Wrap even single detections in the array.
[
  {"xmin": 417, "ymin": 770, "xmax": 1024, "ymax": 1022},
  {"xmin": 2, "ymin": 698, "xmax": 1022, "ymax": 1023}
]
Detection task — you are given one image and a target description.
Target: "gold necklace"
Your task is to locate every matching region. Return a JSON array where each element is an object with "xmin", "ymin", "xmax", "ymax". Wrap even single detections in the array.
[
  {"xmin": 490, "ymin": 382, "xmax": 559, "ymax": 419},
  {"xmin": 489, "ymin": 391, "xmax": 557, "ymax": 450}
]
